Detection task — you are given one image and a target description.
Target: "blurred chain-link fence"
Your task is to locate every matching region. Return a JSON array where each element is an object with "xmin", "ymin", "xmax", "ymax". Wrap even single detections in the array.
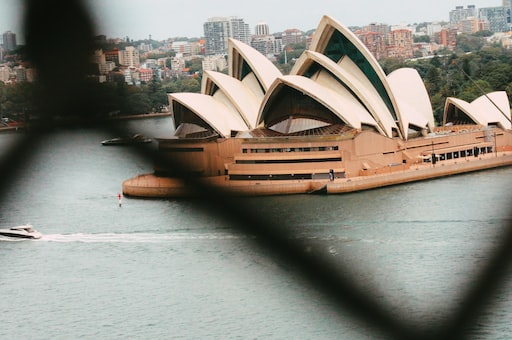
[{"xmin": 2, "ymin": 1, "xmax": 512, "ymax": 338}]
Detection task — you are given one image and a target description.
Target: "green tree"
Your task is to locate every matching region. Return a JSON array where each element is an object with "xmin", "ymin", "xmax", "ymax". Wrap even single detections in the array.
[
  {"xmin": 430, "ymin": 55, "xmax": 442, "ymax": 68},
  {"xmin": 505, "ymin": 82, "xmax": 512, "ymax": 104},
  {"xmin": 125, "ymin": 91, "xmax": 152, "ymax": 114},
  {"xmin": 414, "ymin": 35, "xmax": 430, "ymax": 43},
  {"xmin": 458, "ymin": 79, "xmax": 493, "ymax": 102},
  {"xmin": 479, "ymin": 62, "xmax": 512, "ymax": 90},
  {"xmin": 456, "ymin": 34, "xmax": 484, "ymax": 52},
  {"xmin": 380, "ymin": 58, "xmax": 406, "ymax": 74},
  {"xmin": 430, "ymin": 92, "xmax": 446, "ymax": 124},
  {"xmin": 185, "ymin": 58, "xmax": 203, "ymax": 75},
  {"xmin": 147, "ymin": 75, "xmax": 168, "ymax": 111},
  {"xmin": 425, "ymin": 65, "xmax": 442, "ymax": 95}
]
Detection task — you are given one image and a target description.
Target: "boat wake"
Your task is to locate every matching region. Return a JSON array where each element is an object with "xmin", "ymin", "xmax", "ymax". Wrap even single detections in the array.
[{"xmin": 40, "ymin": 232, "xmax": 243, "ymax": 243}]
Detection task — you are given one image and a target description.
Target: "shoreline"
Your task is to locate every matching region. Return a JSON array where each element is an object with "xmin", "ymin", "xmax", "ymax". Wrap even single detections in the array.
[{"xmin": 0, "ymin": 112, "xmax": 172, "ymax": 133}]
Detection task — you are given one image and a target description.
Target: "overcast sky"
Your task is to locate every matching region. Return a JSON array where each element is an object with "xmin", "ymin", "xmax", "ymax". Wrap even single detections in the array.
[{"xmin": 0, "ymin": 0, "xmax": 505, "ymax": 42}]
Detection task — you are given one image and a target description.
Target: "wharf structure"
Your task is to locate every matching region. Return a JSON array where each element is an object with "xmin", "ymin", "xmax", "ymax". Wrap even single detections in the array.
[{"xmin": 122, "ymin": 15, "xmax": 512, "ymax": 198}]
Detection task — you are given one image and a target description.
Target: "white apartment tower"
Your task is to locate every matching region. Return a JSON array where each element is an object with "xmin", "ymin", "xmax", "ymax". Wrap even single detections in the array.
[
  {"xmin": 203, "ymin": 17, "xmax": 251, "ymax": 55},
  {"xmin": 251, "ymin": 22, "xmax": 279, "ymax": 57},
  {"xmin": 255, "ymin": 22, "xmax": 270, "ymax": 36}
]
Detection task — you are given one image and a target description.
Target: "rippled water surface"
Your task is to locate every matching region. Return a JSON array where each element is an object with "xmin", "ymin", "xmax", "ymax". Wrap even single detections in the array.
[{"xmin": 1, "ymin": 118, "xmax": 512, "ymax": 339}]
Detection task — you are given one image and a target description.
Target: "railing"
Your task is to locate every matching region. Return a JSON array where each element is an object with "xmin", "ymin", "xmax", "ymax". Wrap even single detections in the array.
[{"xmin": 2, "ymin": 1, "xmax": 512, "ymax": 338}]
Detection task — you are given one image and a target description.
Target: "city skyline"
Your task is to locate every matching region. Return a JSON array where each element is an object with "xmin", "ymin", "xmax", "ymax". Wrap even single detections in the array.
[{"xmin": 0, "ymin": 0, "xmax": 506, "ymax": 42}]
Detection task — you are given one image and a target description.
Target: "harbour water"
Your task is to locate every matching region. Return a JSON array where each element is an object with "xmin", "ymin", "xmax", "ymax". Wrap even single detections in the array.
[{"xmin": 1, "ymin": 117, "xmax": 512, "ymax": 339}]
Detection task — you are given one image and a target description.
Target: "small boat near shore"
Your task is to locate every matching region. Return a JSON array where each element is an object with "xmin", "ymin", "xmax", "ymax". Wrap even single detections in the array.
[
  {"xmin": 101, "ymin": 134, "xmax": 152, "ymax": 146},
  {"xmin": 0, "ymin": 225, "xmax": 42, "ymax": 239}
]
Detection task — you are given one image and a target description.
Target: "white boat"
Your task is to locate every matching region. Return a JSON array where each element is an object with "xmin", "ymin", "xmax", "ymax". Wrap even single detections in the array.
[
  {"xmin": 0, "ymin": 225, "xmax": 42, "ymax": 239},
  {"xmin": 101, "ymin": 134, "xmax": 152, "ymax": 146}
]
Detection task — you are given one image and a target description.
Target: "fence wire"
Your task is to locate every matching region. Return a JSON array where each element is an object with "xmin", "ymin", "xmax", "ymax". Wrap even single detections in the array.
[{"xmin": 2, "ymin": 1, "xmax": 512, "ymax": 339}]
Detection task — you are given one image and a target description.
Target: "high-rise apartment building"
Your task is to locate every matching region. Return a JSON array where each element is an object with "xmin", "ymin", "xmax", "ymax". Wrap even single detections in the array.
[
  {"xmin": 251, "ymin": 22, "xmax": 281, "ymax": 57},
  {"xmin": 254, "ymin": 22, "xmax": 270, "ymax": 36},
  {"xmin": 2, "ymin": 31, "xmax": 17, "ymax": 51},
  {"xmin": 503, "ymin": 0, "xmax": 512, "ymax": 27},
  {"xmin": 449, "ymin": 5, "xmax": 477, "ymax": 25},
  {"xmin": 203, "ymin": 17, "xmax": 250, "ymax": 55},
  {"xmin": 479, "ymin": 6, "xmax": 509, "ymax": 32},
  {"xmin": 229, "ymin": 17, "xmax": 251, "ymax": 44}
]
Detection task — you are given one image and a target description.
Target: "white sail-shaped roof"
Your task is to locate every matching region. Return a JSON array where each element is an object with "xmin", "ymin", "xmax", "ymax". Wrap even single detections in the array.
[
  {"xmin": 472, "ymin": 92, "xmax": 511, "ymax": 130},
  {"xmin": 444, "ymin": 91, "xmax": 512, "ymax": 129},
  {"xmin": 202, "ymin": 70, "xmax": 260, "ymax": 129},
  {"xmin": 292, "ymin": 50, "xmax": 398, "ymax": 138},
  {"xmin": 228, "ymin": 38, "xmax": 282, "ymax": 100},
  {"xmin": 169, "ymin": 93, "xmax": 248, "ymax": 138},
  {"xmin": 258, "ymin": 75, "xmax": 382, "ymax": 133},
  {"xmin": 387, "ymin": 68, "xmax": 435, "ymax": 139},
  {"xmin": 308, "ymin": 15, "xmax": 404, "ymax": 137}
]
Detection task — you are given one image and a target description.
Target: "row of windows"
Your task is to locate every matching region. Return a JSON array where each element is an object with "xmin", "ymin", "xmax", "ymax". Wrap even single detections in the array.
[
  {"xmin": 423, "ymin": 146, "xmax": 493, "ymax": 163},
  {"xmin": 242, "ymin": 146, "xmax": 339, "ymax": 153},
  {"xmin": 236, "ymin": 157, "xmax": 342, "ymax": 164},
  {"xmin": 229, "ymin": 171, "xmax": 346, "ymax": 181}
]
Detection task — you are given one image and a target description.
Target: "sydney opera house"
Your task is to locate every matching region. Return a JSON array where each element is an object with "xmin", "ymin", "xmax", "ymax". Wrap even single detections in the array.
[{"xmin": 123, "ymin": 15, "xmax": 512, "ymax": 197}]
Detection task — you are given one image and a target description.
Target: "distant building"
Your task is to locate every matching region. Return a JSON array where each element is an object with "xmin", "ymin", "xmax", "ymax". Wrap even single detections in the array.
[
  {"xmin": 168, "ymin": 56, "xmax": 186, "ymax": 77},
  {"xmin": 362, "ymin": 23, "xmax": 390, "ymax": 36},
  {"xmin": 435, "ymin": 28, "xmax": 458, "ymax": 50},
  {"xmin": 0, "ymin": 65, "xmax": 10, "ymax": 83},
  {"xmin": 254, "ymin": 22, "xmax": 270, "ymax": 36},
  {"xmin": 14, "ymin": 66, "xmax": 27, "ymax": 82},
  {"xmin": 426, "ymin": 22, "xmax": 443, "ymax": 36},
  {"xmin": 251, "ymin": 35, "xmax": 277, "ymax": 57},
  {"xmin": 118, "ymin": 46, "xmax": 140, "ymax": 67},
  {"xmin": 479, "ymin": 6, "xmax": 509, "ymax": 32},
  {"xmin": 202, "ymin": 55, "xmax": 228, "ymax": 72},
  {"xmin": 459, "ymin": 17, "xmax": 481, "ymax": 33},
  {"xmin": 138, "ymin": 42, "xmax": 153, "ymax": 52},
  {"xmin": 2, "ymin": 31, "xmax": 16, "ymax": 51},
  {"xmin": 281, "ymin": 28, "xmax": 304, "ymax": 46},
  {"xmin": 138, "ymin": 68, "xmax": 154, "ymax": 83},
  {"xmin": 203, "ymin": 17, "xmax": 250, "ymax": 55},
  {"xmin": 449, "ymin": 5, "xmax": 477, "ymax": 25},
  {"xmin": 98, "ymin": 61, "xmax": 116, "ymax": 75},
  {"xmin": 229, "ymin": 17, "xmax": 251, "ymax": 45},
  {"xmin": 251, "ymin": 22, "xmax": 281, "ymax": 57},
  {"xmin": 502, "ymin": 0, "xmax": 512, "ymax": 28},
  {"xmin": 357, "ymin": 31, "xmax": 387, "ymax": 60},
  {"xmin": 171, "ymin": 41, "xmax": 203, "ymax": 56},
  {"xmin": 387, "ymin": 29, "xmax": 413, "ymax": 59},
  {"xmin": 105, "ymin": 49, "xmax": 120, "ymax": 65},
  {"xmin": 144, "ymin": 59, "xmax": 158, "ymax": 69}
]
